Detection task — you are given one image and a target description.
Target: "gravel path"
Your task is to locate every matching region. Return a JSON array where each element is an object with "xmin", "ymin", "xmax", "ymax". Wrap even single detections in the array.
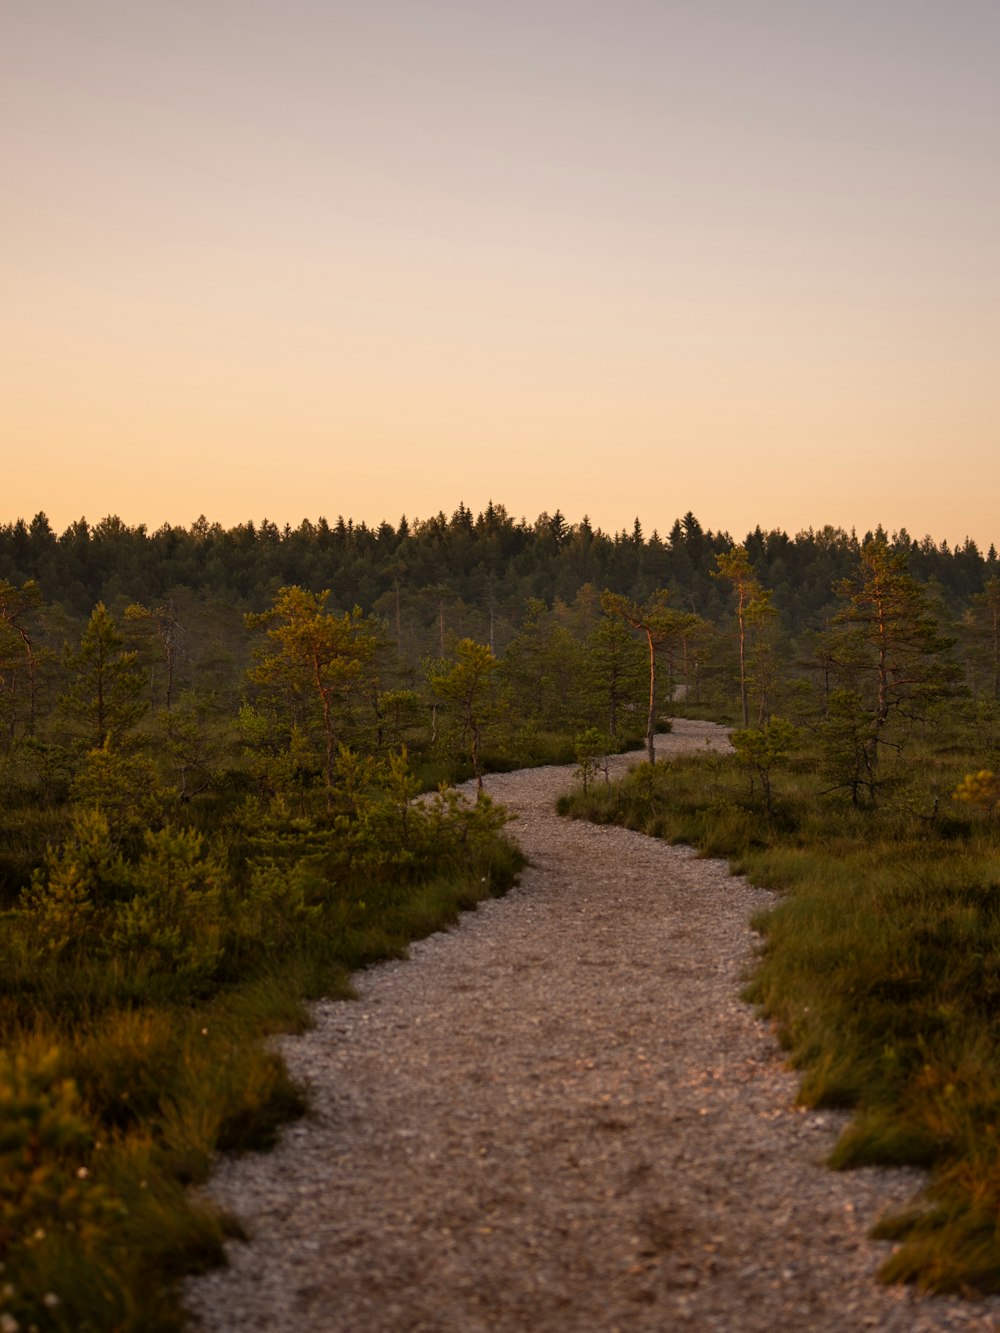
[{"xmin": 185, "ymin": 721, "xmax": 999, "ymax": 1331}]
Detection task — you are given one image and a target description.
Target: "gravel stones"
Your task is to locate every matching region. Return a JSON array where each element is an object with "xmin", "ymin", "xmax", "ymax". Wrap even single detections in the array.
[{"xmin": 185, "ymin": 721, "xmax": 1000, "ymax": 1331}]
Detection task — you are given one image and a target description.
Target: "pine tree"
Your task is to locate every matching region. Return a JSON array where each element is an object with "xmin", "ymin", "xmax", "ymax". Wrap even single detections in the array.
[
  {"xmin": 832, "ymin": 539, "xmax": 960, "ymax": 794},
  {"xmin": 713, "ymin": 545, "xmax": 765, "ymax": 728},
  {"xmin": 246, "ymin": 587, "xmax": 376, "ymax": 792},
  {"xmin": 600, "ymin": 591, "xmax": 705, "ymax": 763},
  {"xmin": 427, "ymin": 639, "xmax": 498, "ymax": 793},
  {"xmin": 59, "ymin": 603, "xmax": 146, "ymax": 748}
]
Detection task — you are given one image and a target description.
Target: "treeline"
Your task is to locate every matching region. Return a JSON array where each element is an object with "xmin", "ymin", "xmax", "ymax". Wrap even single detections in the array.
[
  {"xmin": 1, "ymin": 505, "xmax": 996, "ymax": 650},
  {"xmin": 2, "ymin": 512, "xmax": 1000, "ymax": 815},
  {"xmin": 2, "ymin": 515, "xmax": 1000, "ymax": 845},
  {"xmin": 3, "ymin": 504, "xmax": 999, "ymax": 777}
]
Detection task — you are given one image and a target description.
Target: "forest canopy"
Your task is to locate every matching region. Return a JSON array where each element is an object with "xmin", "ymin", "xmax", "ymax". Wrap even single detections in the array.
[{"xmin": 1, "ymin": 505, "xmax": 995, "ymax": 652}]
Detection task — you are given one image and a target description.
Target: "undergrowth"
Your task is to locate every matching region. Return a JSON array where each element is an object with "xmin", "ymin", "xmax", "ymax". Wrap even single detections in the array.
[{"xmin": 0, "ymin": 765, "xmax": 522, "ymax": 1332}]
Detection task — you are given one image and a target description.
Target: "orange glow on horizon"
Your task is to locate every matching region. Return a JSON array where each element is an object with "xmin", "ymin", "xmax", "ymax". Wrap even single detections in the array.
[{"xmin": 4, "ymin": 3, "xmax": 999, "ymax": 551}]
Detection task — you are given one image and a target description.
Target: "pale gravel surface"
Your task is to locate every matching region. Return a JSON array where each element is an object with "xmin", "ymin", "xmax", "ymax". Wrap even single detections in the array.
[{"xmin": 185, "ymin": 720, "xmax": 1000, "ymax": 1332}]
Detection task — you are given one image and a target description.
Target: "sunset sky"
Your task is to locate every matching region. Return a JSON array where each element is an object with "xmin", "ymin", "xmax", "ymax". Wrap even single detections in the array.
[{"xmin": 4, "ymin": 1, "xmax": 999, "ymax": 547}]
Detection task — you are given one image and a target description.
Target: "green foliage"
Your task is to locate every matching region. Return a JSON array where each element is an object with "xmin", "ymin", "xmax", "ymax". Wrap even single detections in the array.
[
  {"xmin": 233, "ymin": 859, "xmax": 323, "ymax": 955},
  {"xmin": 246, "ymin": 587, "xmax": 377, "ymax": 790},
  {"xmin": 817, "ymin": 688, "xmax": 873, "ymax": 805},
  {"xmin": 730, "ymin": 717, "xmax": 801, "ymax": 817},
  {"xmin": 573, "ymin": 727, "xmax": 610, "ymax": 795},
  {"xmin": 499, "ymin": 600, "xmax": 583, "ymax": 733},
  {"xmin": 70, "ymin": 744, "xmax": 166, "ymax": 840},
  {"xmin": 58, "ymin": 603, "xmax": 147, "ymax": 749},
  {"xmin": 713, "ymin": 544, "xmax": 776, "ymax": 728},
  {"xmin": 426, "ymin": 639, "xmax": 499, "ymax": 790},
  {"xmin": 0, "ymin": 1046, "xmax": 133, "ymax": 1331},
  {"xmin": 124, "ymin": 601, "xmax": 181, "ymax": 712},
  {"xmin": 18, "ymin": 809, "xmax": 121, "ymax": 957},
  {"xmin": 2, "ymin": 508, "xmax": 997, "ymax": 656},
  {"xmin": 584, "ymin": 612, "xmax": 646, "ymax": 738},
  {"xmin": 0, "ymin": 736, "xmax": 522, "ymax": 1329},
  {"xmin": 111, "ymin": 827, "xmax": 226, "ymax": 981},
  {"xmin": 152, "ymin": 692, "xmax": 236, "ymax": 800},
  {"xmin": 371, "ymin": 687, "xmax": 424, "ymax": 752},
  {"xmin": 831, "ymin": 539, "xmax": 962, "ymax": 791}
]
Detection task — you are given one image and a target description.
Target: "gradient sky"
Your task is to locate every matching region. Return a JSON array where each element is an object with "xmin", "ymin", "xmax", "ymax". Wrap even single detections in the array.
[{"xmin": 4, "ymin": 1, "xmax": 999, "ymax": 546}]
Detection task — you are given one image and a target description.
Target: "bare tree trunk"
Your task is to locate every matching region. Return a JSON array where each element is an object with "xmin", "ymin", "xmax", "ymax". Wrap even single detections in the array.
[{"xmin": 737, "ymin": 593, "xmax": 749, "ymax": 728}]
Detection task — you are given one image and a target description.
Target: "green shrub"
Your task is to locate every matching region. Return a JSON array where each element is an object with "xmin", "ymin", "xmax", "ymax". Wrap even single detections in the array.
[{"xmin": 0, "ymin": 745, "xmax": 524, "ymax": 1329}]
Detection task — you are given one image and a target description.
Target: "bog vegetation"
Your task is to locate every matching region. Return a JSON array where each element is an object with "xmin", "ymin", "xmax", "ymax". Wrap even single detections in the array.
[{"xmin": 1, "ymin": 503, "xmax": 1000, "ymax": 1325}]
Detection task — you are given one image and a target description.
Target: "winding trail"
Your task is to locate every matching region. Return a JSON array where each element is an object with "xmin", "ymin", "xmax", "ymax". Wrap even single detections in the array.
[{"xmin": 186, "ymin": 721, "xmax": 999, "ymax": 1331}]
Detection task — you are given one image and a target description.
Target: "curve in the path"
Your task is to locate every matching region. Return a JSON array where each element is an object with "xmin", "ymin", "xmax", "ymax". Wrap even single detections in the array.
[{"xmin": 186, "ymin": 721, "xmax": 999, "ymax": 1332}]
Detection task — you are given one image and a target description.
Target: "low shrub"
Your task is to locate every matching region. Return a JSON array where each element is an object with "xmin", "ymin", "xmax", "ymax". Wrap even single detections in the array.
[{"xmin": 0, "ymin": 751, "xmax": 523, "ymax": 1330}]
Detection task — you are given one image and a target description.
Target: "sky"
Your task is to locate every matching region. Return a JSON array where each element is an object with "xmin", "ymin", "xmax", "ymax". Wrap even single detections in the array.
[{"xmin": 3, "ymin": 0, "xmax": 999, "ymax": 547}]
